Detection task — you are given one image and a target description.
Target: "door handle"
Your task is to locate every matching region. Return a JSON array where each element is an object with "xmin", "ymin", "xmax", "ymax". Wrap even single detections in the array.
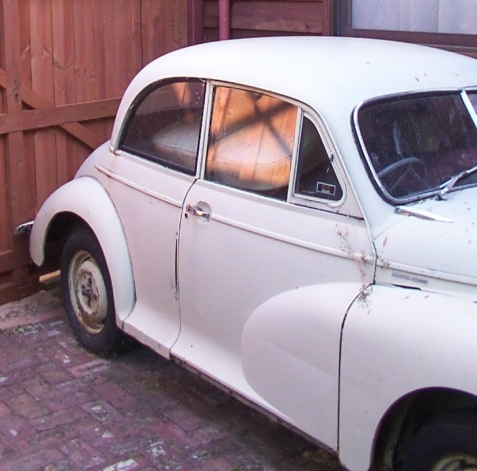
[{"xmin": 186, "ymin": 203, "xmax": 210, "ymax": 221}]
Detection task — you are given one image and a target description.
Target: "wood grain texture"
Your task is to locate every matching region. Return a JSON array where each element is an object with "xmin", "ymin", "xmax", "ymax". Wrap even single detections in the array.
[{"xmin": 0, "ymin": 0, "xmax": 189, "ymax": 304}]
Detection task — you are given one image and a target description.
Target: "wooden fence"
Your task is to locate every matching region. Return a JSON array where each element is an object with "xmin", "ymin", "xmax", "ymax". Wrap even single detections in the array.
[{"xmin": 0, "ymin": 0, "xmax": 187, "ymax": 304}]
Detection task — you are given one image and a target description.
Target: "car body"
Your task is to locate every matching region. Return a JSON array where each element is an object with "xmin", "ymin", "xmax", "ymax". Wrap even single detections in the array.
[{"xmin": 30, "ymin": 37, "xmax": 477, "ymax": 470}]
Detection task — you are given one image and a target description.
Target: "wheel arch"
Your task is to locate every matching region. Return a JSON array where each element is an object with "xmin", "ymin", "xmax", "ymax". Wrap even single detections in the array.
[
  {"xmin": 372, "ymin": 387, "xmax": 477, "ymax": 470},
  {"xmin": 30, "ymin": 177, "xmax": 136, "ymax": 322}
]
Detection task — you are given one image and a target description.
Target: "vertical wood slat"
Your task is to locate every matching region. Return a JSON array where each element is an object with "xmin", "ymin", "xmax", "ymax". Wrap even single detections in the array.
[
  {"xmin": 53, "ymin": 0, "xmax": 78, "ymax": 187},
  {"xmin": 31, "ymin": 0, "xmax": 58, "ymax": 207},
  {"xmin": 1, "ymin": 0, "xmax": 38, "ymax": 297}
]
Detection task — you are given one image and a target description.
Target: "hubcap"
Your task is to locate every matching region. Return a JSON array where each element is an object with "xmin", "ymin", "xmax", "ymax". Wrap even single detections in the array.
[
  {"xmin": 432, "ymin": 455, "xmax": 477, "ymax": 471},
  {"xmin": 68, "ymin": 250, "xmax": 108, "ymax": 334}
]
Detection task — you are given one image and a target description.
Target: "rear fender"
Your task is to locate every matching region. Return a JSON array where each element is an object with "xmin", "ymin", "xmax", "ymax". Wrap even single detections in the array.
[{"xmin": 30, "ymin": 176, "xmax": 135, "ymax": 322}]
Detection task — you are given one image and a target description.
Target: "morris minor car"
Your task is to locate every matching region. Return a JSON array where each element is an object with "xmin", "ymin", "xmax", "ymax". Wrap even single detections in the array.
[{"xmin": 30, "ymin": 37, "xmax": 477, "ymax": 470}]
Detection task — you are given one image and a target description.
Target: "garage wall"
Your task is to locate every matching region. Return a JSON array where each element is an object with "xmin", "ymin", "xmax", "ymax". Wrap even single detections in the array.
[{"xmin": 0, "ymin": 0, "xmax": 187, "ymax": 304}]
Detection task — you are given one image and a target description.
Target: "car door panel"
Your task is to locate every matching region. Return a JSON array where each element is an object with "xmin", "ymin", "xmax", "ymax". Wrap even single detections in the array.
[
  {"xmin": 99, "ymin": 153, "xmax": 194, "ymax": 357},
  {"xmin": 173, "ymin": 180, "xmax": 373, "ymax": 447}
]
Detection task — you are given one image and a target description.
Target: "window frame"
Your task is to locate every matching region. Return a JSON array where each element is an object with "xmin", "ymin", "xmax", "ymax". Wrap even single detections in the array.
[
  {"xmin": 118, "ymin": 78, "xmax": 206, "ymax": 176},
  {"xmin": 290, "ymin": 111, "xmax": 346, "ymax": 210},
  {"xmin": 337, "ymin": 0, "xmax": 477, "ymax": 53},
  {"xmin": 200, "ymin": 82, "xmax": 346, "ymax": 209},
  {"xmin": 353, "ymin": 88, "xmax": 477, "ymax": 205}
]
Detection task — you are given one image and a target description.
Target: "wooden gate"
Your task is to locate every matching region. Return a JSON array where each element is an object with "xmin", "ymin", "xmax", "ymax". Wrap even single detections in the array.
[{"xmin": 0, "ymin": 0, "xmax": 187, "ymax": 304}]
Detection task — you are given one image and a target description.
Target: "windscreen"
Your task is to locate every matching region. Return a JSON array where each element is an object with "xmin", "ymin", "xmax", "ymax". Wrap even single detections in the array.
[{"xmin": 358, "ymin": 92, "xmax": 477, "ymax": 201}]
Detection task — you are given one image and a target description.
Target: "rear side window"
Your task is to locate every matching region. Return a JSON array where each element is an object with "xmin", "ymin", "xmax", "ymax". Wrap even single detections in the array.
[
  {"xmin": 205, "ymin": 86, "xmax": 298, "ymax": 200},
  {"xmin": 120, "ymin": 80, "xmax": 205, "ymax": 175}
]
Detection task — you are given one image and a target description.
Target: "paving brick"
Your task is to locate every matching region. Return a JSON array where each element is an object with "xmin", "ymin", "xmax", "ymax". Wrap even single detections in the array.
[
  {"xmin": 6, "ymin": 392, "xmax": 49, "ymax": 420},
  {"xmin": 22, "ymin": 375, "xmax": 52, "ymax": 399},
  {"xmin": 0, "ymin": 447, "xmax": 65, "ymax": 471},
  {"xmin": 37, "ymin": 361, "xmax": 74, "ymax": 385},
  {"xmin": 81, "ymin": 400, "xmax": 124, "ymax": 425},
  {"xmin": 93, "ymin": 382, "xmax": 137, "ymax": 411},
  {"xmin": 59, "ymin": 438, "xmax": 107, "ymax": 469},
  {"xmin": 68, "ymin": 359, "xmax": 111, "ymax": 378},
  {"xmin": 0, "ymin": 402, "xmax": 11, "ymax": 417},
  {"xmin": 30, "ymin": 408, "xmax": 88, "ymax": 432},
  {"xmin": 28, "ymin": 424, "xmax": 76, "ymax": 448}
]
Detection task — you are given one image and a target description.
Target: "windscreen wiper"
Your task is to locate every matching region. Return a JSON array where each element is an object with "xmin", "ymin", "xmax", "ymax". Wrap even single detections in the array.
[{"xmin": 439, "ymin": 164, "xmax": 477, "ymax": 199}]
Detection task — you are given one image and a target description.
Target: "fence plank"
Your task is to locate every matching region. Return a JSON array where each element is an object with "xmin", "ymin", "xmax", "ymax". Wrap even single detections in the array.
[
  {"xmin": 0, "ymin": 99, "xmax": 121, "ymax": 135},
  {"xmin": 0, "ymin": 68, "xmax": 105, "ymax": 148},
  {"xmin": 31, "ymin": 0, "xmax": 59, "ymax": 206},
  {"xmin": 53, "ymin": 0, "xmax": 79, "ymax": 185}
]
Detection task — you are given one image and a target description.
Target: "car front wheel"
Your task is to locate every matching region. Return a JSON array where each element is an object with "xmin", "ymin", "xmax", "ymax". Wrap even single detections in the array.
[
  {"xmin": 61, "ymin": 227, "xmax": 124, "ymax": 355},
  {"xmin": 402, "ymin": 413, "xmax": 477, "ymax": 471}
]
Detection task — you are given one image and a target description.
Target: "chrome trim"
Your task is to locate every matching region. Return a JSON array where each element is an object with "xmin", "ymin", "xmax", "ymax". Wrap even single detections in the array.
[
  {"xmin": 395, "ymin": 206, "xmax": 453, "ymax": 223},
  {"xmin": 95, "ymin": 163, "xmax": 184, "ymax": 208},
  {"xmin": 354, "ymin": 88, "xmax": 476, "ymax": 205},
  {"xmin": 15, "ymin": 220, "xmax": 34, "ymax": 236}
]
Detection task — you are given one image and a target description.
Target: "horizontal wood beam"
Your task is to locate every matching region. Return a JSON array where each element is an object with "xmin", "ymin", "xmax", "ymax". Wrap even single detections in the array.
[
  {"xmin": 0, "ymin": 98, "xmax": 121, "ymax": 135},
  {"xmin": 0, "ymin": 68, "xmax": 117, "ymax": 149},
  {"xmin": 0, "ymin": 246, "xmax": 32, "ymax": 273}
]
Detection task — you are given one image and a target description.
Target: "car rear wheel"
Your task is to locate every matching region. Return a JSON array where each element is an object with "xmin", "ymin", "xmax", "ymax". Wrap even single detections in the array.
[
  {"xmin": 402, "ymin": 413, "xmax": 477, "ymax": 471},
  {"xmin": 61, "ymin": 227, "xmax": 124, "ymax": 355}
]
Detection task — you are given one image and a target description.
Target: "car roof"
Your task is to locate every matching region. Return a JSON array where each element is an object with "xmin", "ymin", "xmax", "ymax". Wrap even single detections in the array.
[
  {"xmin": 112, "ymin": 36, "xmax": 477, "ymax": 147},
  {"xmin": 109, "ymin": 37, "xmax": 477, "ymax": 229}
]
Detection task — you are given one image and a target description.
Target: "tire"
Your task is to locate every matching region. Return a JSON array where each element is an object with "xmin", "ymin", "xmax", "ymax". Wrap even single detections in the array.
[
  {"xmin": 61, "ymin": 227, "xmax": 124, "ymax": 355},
  {"xmin": 402, "ymin": 412, "xmax": 477, "ymax": 471}
]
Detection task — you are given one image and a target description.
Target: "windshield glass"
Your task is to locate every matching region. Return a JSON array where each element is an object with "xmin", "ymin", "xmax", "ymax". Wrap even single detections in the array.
[{"xmin": 358, "ymin": 92, "xmax": 477, "ymax": 201}]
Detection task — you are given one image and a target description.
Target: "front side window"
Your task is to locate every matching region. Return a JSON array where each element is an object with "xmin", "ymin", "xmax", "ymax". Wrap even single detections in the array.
[
  {"xmin": 205, "ymin": 86, "xmax": 298, "ymax": 200},
  {"xmin": 120, "ymin": 80, "xmax": 205, "ymax": 175},
  {"xmin": 358, "ymin": 91, "xmax": 477, "ymax": 201}
]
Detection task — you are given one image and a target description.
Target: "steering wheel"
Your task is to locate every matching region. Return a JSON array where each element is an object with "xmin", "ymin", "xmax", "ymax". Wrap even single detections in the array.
[{"xmin": 377, "ymin": 157, "xmax": 427, "ymax": 195}]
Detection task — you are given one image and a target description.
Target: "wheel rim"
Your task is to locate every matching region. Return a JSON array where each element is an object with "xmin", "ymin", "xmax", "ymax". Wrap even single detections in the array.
[
  {"xmin": 431, "ymin": 454, "xmax": 477, "ymax": 471},
  {"xmin": 68, "ymin": 250, "xmax": 108, "ymax": 335}
]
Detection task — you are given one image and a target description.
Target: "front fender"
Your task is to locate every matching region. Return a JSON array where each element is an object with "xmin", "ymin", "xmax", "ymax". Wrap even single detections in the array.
[
  {"xmin": 242, "ymin": 282, "xmax": 364, "ymax": 449},
  {"xmin": 339, "ymin": 285, "xmax": 477, "ymax": 471},
  {"xmin": 30, "ymin": 176, "xmax": 135, "ymax": 321}
]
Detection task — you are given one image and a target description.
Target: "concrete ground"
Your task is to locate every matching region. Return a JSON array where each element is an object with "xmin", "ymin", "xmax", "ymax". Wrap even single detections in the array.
[{"xmin": 0, "ymin": 285, "xmax": 344, "ymax": 471}]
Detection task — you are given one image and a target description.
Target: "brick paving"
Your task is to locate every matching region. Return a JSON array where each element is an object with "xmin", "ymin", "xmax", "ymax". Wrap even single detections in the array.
[{"xmin": 0, "ymin": 288, "xmax": 344, "ymax": 471}]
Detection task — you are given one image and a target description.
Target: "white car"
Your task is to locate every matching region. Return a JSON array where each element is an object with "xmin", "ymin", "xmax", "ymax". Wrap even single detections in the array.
[{"xmin": 30, "ymin": 37, "xmax": 477, "ymax": 471}]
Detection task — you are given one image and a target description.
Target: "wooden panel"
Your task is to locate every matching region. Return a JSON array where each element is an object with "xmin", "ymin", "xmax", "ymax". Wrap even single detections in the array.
[
  {"xmin": 141, "ymin": 0, "xmax": 188, "ymax": 64},
  {"xmin": 204, "ymin": 0, "xmax": 330, "ymax": 37}
]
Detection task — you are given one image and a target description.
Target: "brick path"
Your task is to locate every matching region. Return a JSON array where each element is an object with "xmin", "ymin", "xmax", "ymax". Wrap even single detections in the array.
[{"xmin": 0, "ymin": 289, "xmax": 344, "ymax": 471}]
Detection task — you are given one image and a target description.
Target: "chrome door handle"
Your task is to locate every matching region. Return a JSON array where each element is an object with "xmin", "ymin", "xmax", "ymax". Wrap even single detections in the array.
[{"xmin": 186, "ymin": 204, "xmax": 210, "ymax": 221}]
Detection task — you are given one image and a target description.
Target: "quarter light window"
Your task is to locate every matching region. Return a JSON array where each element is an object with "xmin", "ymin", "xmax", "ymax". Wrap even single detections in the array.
[
  {"xmin": 205, "ymin": 87, "xmax": 298, "ymax": 200},
  {"xmin": 120, "ymin": 80, "xmax": 205, "ymax": 175},
  {"xmin": 294, "ymin": 117, "xmax": 342, "ymax": 201}
]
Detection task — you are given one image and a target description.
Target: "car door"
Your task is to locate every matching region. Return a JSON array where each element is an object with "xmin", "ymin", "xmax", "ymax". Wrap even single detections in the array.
[
  {"xmin": 101, "ymin": 79, "xmax": 205, "ymax": 356},
  {"xmin": 172, "ymin": 85, "xmax": 375, "ymax": 447}
]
